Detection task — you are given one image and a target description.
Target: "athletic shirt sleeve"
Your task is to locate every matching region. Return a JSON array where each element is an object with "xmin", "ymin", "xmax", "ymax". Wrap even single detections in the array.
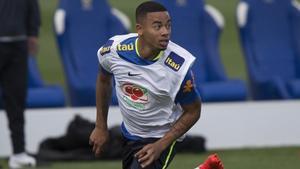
[
  {"xmin": 99, "ymin": 65, "xmax": 112, "ymax": 75},
  {"xmin": 97, "ymin": 39, "xmax": 114, "ymax": 73},
  {"xmin": 175, "ymin": 69, "xmax": 201, "ymax": 105}
]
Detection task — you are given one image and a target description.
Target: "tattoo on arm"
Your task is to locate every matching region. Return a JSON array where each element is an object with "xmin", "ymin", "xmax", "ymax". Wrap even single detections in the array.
[
  {"xmin": 158, "ymin": 99, "xmax": 201, "ymax": 150},
  {"xmin": 95, "ymin": 73, "xmax": 113, "ymax": 130}
]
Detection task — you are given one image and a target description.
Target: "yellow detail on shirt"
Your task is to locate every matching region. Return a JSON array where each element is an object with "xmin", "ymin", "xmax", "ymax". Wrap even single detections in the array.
[
  {"xmin": 135, "ymin": 38, "xmax": 141, "ymax": 57},
  {"xmin": 152, "ymin": 51, "xmax": 163, "ymax": 61},
  {"xmin": 135, "ymin": 38, "xmax": 163, "ymax": 61},
  {"xmin": 117, "ymin": 44, "xmax": 134, "ymax": 51}
]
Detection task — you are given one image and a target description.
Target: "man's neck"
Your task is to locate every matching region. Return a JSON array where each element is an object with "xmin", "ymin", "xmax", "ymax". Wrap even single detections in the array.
[{"xmin": 136, "ymin": 38, "xmax": 160, "ymax": 60}]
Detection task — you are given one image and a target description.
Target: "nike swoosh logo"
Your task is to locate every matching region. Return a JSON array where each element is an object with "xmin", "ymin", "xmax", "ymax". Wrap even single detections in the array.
[{"xmin": 128, "ymin": 72, "xmax": 141, "ymax": 76}]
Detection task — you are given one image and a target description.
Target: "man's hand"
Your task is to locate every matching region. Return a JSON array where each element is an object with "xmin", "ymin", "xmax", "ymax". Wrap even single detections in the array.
[
  {"xmin": 27, "ymin": 36, "xmax": 39, "ymax": 56},
  {"xmin": 89, "ymin": 127, "xmax": 109, "ymax": 157},
  {"xmin": 135, "ymin": 142, "xmax": 164, "ymax": 168}
]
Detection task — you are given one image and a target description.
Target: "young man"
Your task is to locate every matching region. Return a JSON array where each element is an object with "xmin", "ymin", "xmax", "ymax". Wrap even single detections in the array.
[{"xmin": 90, "ymin": 1, "xmax": 211, "ymax": 169}]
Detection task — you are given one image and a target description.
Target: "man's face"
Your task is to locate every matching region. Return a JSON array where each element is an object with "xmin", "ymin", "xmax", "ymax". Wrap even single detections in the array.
[{"xmin": 137, "ymin": 11, "xmax": 171, "ymax": 50}]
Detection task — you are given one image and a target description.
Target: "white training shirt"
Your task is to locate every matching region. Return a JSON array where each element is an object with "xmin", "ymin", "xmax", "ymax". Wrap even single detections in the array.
[{"xmin": 97, "ymin": 33, "xmax": 195, "ymax": 138}]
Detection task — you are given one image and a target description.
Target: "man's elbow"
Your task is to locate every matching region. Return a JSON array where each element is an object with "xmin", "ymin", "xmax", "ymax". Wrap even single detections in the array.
[
  {"xmin": 195, "ymin": 108, "xmax": 201, "ymax": 122},
  {"xmin": 193, "ymin": 99, "xmax": 202, "ymax": 121}
]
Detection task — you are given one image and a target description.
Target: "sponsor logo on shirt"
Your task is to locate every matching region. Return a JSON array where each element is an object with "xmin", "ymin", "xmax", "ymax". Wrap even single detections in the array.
[
  {"xmin": 117, "ymin": 43, "xmax": 134, "ymax": 51},
  {"xmin": 100, "ymin": 40, "xmax": 113, "ymax": 55},
  {"xmin": 121, "ymin": 83, "xmax": 148, "ymax": 110},
  {"xmin": 164, "ymin": 52, "xmax": 184, "ymax": 71},
  {"xmin": 127, "ymin": 72, "xmax": 141, "ymax": 76}
]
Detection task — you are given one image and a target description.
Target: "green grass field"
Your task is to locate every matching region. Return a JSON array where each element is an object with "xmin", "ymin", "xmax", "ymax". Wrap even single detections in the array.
[
  {"xmin": 1, "ymin": 147, "xmax": 300, "ymax": 169},
  {"xmin": 37, "ymin": 0, "xmax": 246, "ymax": 88}
]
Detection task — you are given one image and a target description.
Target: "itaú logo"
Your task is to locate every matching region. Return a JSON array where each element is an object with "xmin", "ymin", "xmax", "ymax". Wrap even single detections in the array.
[
  {"xmin": 165, "ymin": 57, "xmax": 181, "ymax": 71},
  {"xmin": 122, "ymin": 83, "xmax": 148, "ymax": 103},
  {"xmin": 117, "ymin": 44, "xmax": 134, "ymax": 51}
]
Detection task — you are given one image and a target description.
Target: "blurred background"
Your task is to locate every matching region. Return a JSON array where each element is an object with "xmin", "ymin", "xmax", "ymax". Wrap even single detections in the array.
[{"xmin": 38, "ymin": 0, "xmax": 246, "ymax": 87}]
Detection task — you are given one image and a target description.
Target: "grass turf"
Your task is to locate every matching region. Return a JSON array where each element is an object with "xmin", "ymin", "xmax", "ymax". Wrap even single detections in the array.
[{"xmin": 1, "ymin": 147, "xmax": 300, "ymax": 169}]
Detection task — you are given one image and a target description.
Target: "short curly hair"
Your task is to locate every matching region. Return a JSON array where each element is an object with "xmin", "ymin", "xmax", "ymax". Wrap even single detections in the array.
[{"xmin": 135, "ymin": 1, "xmax": 167, "ymax": 24}]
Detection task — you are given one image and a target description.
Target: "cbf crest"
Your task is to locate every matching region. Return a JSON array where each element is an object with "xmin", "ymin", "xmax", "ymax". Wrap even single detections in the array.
[{"xmin": 121, "ymin": 83, "xmax": 149, "ymax": 110}]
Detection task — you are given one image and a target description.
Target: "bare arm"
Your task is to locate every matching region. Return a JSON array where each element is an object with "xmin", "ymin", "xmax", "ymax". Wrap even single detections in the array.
[
  {"xmin": 89, "ymin": 71, "xmax": 113, "ymax": 156},
  {"xmin": 95, "ymin": 72, "xmax": 113, "ymax": 130},
  {"xmin": 136, "ymin": 98, "xmax": 201, "ymax": 168},
  {"xmin": 158, "ymin": 98, "xmax": 201, "ymax": 149}
]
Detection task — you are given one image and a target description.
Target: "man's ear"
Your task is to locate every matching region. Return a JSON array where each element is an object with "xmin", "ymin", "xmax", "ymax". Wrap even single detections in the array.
[{"xmin": 136, "ymin": 23, "xmax": 143, "ymax": 36}]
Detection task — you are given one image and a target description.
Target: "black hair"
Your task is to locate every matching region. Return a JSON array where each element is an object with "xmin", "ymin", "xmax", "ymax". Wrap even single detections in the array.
[{"xmin": 135, "ymin": 1, "xmax": 167, "ymax": 23}]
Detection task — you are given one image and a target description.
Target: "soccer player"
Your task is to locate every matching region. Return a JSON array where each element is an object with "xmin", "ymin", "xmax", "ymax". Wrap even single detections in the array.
[{"xmin": 90, "ymin": 1, "xmax": 202, "ymax": 169}]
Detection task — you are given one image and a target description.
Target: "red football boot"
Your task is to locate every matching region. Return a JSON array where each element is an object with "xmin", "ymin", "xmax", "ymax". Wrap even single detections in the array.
[{"xmin": 195, "ymin": 154, "xmax": 224, "ymax": 169}]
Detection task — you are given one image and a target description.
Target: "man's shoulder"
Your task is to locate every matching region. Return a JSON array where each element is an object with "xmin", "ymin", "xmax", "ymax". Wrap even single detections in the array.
[
  {"xmin": 98, "ymin": 33, "xmax": 137, "ymax": 56},
  {"xmin": 110, "ymin": 33, "xmax": 137, "ymax": 46},
  {"xmin": 115, "ymin": 35, "xmax": 136, "ymax": 53},
  {"xmin": 167, "ymin": 41, "xmax": 195, "ymax": 60},
  {"xmin": 167, "ymin": 41, "xmax": 196, "ymax": 60},
  {"xmin": 162, "ymin": 41, "xmax": 196, "ymax": 73}
]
